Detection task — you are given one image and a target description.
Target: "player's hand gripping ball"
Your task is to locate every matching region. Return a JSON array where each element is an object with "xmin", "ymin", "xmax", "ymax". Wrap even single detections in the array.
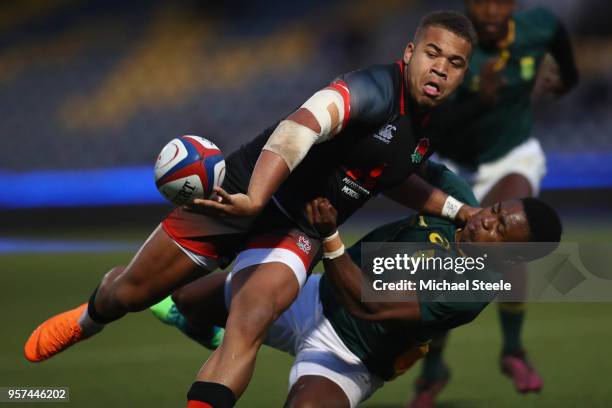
[{"xmin": 154, "ymin": 135, "xmax": 225, "ymax": 206}]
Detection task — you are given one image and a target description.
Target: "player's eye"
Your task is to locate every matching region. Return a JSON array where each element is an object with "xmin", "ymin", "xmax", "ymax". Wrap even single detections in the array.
[
  {"xmin": 450, "ymin": 59, "xmax": 464, "ymax": 68},
  {"xmin": 426, "ymin": 52, "xmax": 437, "ymax": 58}
]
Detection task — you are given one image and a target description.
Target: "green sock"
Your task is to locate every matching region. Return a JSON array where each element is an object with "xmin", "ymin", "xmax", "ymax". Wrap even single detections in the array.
[{"xmin": 498, "ymin": 302, "xmax": 525, "ymax": 355}]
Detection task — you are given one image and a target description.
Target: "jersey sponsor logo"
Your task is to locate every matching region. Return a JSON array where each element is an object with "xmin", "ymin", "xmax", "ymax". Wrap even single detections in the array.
[
  {"xmin": 373, "ymin": 124, "xmax": 396, "ymax": 144},
  {"xmin": 341, "ymin": 185, "xmax": 360, "ymax": 199},
  {"xmin": 411, "ymin": 138, "xmax": 430, "ymax": 164},
  {"xmin": 296, "ymin": 235, "xmax": 312, "ymax": 254},
  {"xmin": 343, "ymin": 164, "xmax": 386, "ymax": 193}
]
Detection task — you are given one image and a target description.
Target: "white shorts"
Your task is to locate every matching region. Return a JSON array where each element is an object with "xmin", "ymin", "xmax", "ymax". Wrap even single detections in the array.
[
  {"xmin": 225, "ymin": 274, "xmax": 383, "ymax": 408},
  {"xmin": 437, "ymin": 138, "xmax": 547, "ymax": 202}
]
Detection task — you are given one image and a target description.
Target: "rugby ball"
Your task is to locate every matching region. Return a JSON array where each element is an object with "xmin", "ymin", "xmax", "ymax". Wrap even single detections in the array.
[{"xmin": 154, "ymin": 135, "xmax": 225, "ymax": 206}]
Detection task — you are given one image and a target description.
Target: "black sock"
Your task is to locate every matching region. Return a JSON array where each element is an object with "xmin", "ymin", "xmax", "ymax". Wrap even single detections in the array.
[
  {"xmin": 87, "ymin": 286, "xmax": 115, "ymax": 325},
  {"xmin": 187, "ymin": 382, "xmax": 235, "ymax": 408}
]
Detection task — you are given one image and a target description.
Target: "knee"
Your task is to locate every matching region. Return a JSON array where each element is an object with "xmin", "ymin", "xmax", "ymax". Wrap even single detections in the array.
[
  {"xmin": 96, "ymin": 266, "xmax": 127, "ymax": 307},
  {"xmin": 98, "ymin": 269, "xmax": 153, "ymax": 313},
  {"xmin": 95, "ymin": 265, "xmax": 152, "ymax": 313},
  {"xmin": 99, "ymin": 266, "xmax": 125, "ymax": 289}
]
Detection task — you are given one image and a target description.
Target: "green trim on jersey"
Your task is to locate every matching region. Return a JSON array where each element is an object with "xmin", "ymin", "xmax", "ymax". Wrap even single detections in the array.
[{"xmin": 437, "ymin": 7, "xmax": 559, "ymax": 166}]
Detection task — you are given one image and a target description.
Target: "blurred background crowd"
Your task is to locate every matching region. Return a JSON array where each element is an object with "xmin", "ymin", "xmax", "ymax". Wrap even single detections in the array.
[{"xmin": 1, "ymin": 0, "xmax": 611, "ymax": 203}]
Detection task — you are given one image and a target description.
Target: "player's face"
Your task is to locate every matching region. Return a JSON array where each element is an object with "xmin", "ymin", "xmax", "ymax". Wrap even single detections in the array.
[
  {"xmin": 465, "ymin": 0, "xmax": 515, "ymax": 45},
  {"xmin": 458, "ymin": 200, "xmax": 530, "ymax": 243},
  {"xmin": 404, "ymin": 26, "xmax": 471, "ymax": 109}
]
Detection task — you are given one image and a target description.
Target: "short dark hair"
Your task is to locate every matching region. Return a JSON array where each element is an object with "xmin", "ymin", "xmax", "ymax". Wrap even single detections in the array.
[
  {"xmin": 415, "ymin": 11, "xmax": 478, "ymax": 49},
  {"xmin": 521, "ymin": 197, "xmax": 563, "ymax": 243}
]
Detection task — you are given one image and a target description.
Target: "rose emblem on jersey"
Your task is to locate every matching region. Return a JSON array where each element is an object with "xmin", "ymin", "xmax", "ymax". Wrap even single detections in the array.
[
  {"xmin": 411, "ymin": 138, "xmax": 430, "ymax": 164},
  {"xmin": 297, "ymin": 235, "xmax": 312, "ymax": 254}
]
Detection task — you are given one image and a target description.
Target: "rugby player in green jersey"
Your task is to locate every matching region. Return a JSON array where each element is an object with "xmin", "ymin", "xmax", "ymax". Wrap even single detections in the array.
[
  {"xmin": 415, "ymin": 0, "xmax": 579, "ymax": 403},
  {"xmin": 152, "ymin": 162, "xmax": 562, "ymax": 407}
]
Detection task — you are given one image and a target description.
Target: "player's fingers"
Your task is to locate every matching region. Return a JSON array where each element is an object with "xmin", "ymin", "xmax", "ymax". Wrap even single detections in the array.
[
  {"xmin": 312, "ymin": 199, "xmax": 322, "ymax": 222},
  {"xmin": 319, "ymin": 201, "xmax": 331, "ymax": 217},
  {"xmin": 305, "ymin": 202, "xmax": 314, "ymax": 224},
  {"xmin": 214, "ymin": 187, "xmax": 232, "ymax": 203},
  {"xmin": 319, "ymin": 198, "xmax": 336, "ymax": 218},
  {"xmin": 192, "ymin": 198, "xmax": 227, "ymax": 212}
]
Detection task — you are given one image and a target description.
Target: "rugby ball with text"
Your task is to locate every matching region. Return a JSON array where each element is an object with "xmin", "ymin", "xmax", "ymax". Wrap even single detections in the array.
[{"xmin": 154, "ymin": 135, "xmax": 225, "ymax": 206}]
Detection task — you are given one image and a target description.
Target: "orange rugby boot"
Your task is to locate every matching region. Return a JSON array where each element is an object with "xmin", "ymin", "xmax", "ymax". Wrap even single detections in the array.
[{"xmin": 24, "ymin": 304, "xmax": 88, "ymax": 362}]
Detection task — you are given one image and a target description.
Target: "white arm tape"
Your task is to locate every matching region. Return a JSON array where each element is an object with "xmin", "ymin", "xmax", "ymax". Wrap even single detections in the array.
[
  {"xmin": 301, "ymin": 88, "xmax": 346, "ymax": 140},
  {"xmin": 323, "ymin": 244, "xmax": 345, "ymax": 260},
  {"xmin": 262, "ymin": 120, "xmax": 319, "ymax": 171},
  {"xmin": 441, "ymin": 196, "xmax": 464, "ymax": 220}
]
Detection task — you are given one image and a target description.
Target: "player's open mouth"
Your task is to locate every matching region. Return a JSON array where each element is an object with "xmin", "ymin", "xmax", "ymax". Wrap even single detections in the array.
[{"xmin": 423, "ymin": 82, "xmax": 441, "ymax": 97}]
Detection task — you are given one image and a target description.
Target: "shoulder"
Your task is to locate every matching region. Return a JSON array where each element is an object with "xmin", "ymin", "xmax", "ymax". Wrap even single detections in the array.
[
  {"xmin": 333, "ymin": 63, "xmax": 399, "ymax": 122},
  {"xmin": 516, "ymin": 6, "xmax": 558, "ymax": 27},
  {"xmin": 394, "ymin": 215, "xmax": 457, "ymax": 249},
  {"xmin": 514, "ymin": 7, "xmax": 559, "ymax": 44}
]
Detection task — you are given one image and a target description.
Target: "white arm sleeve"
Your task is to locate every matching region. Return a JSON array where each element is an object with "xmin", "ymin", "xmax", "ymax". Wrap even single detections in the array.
[
  {"xmin": 300, "ymin": 88, "xmax": 346, "ymax": 141},
  {"xmin": 263, "ymin": 120, "xmax": 318, "ymax": 171},
  {"xmin": 262, "ymin": 88, "xmax": 347, "ymax": 171}
]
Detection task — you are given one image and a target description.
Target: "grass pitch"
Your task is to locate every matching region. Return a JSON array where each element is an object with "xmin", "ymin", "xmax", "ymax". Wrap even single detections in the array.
[{"xmin": 2, "ymin": 218, "xmax": 611, "ymax": 407}]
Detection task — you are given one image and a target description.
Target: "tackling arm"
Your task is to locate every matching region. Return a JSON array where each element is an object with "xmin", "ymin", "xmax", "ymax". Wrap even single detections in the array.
[
  {"xmin": 548, "ymin": 22, "xmax": 579, "ymax": 94},
  {"xmin": 307, "ymin": 198, "xmax": 421, "ymax": 322},
  {"xmin": 383, "ymin": 173, "xmax": 477, "ymax": 227}
]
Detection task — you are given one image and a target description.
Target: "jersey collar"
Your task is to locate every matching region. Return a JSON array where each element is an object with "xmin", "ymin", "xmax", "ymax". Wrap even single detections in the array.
[
  {"xmin": 498, "ymin": 19, "xmax": 516, "ymax": 50},
  {"xmin": 396, "ymin": 60, "xmax": 431, "ymax": 128}
]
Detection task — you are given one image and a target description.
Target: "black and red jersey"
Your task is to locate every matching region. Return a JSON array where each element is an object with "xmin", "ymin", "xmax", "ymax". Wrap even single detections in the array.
[{"xmin": 224, "ymin": 62, "xmax": 441, "ymax": 236}]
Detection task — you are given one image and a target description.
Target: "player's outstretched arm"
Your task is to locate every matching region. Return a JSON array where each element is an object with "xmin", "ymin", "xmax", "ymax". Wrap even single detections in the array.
[
  {"xmin": 547, "ymin": 22, "xmax": 579, "ymax": 94},
  {"xmin": 383, "ymin": 173, "xmax": 478, "ymax": 227},
  {"xmin": 308, "ymin": 198, "xmax": 421, "ymax": 322},
  {"xmin": 191, "ymin": 87, "xmax": 347, "ymax": 217}
]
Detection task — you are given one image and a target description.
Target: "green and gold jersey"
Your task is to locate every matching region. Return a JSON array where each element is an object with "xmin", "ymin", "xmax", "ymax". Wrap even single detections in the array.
[
  {"xmin": 437, "ymin": 7, "xmax": 561, "ymax": 166},
  {"xmin": 319, "ymin": 162, "xmax": 500, "ymax": 381}
]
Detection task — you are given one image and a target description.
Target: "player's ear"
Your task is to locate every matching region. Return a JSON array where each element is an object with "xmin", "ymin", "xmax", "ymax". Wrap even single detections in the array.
[{"xmin": 403, "ymin": 43, "xmax": 415, "ymax": 65}]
